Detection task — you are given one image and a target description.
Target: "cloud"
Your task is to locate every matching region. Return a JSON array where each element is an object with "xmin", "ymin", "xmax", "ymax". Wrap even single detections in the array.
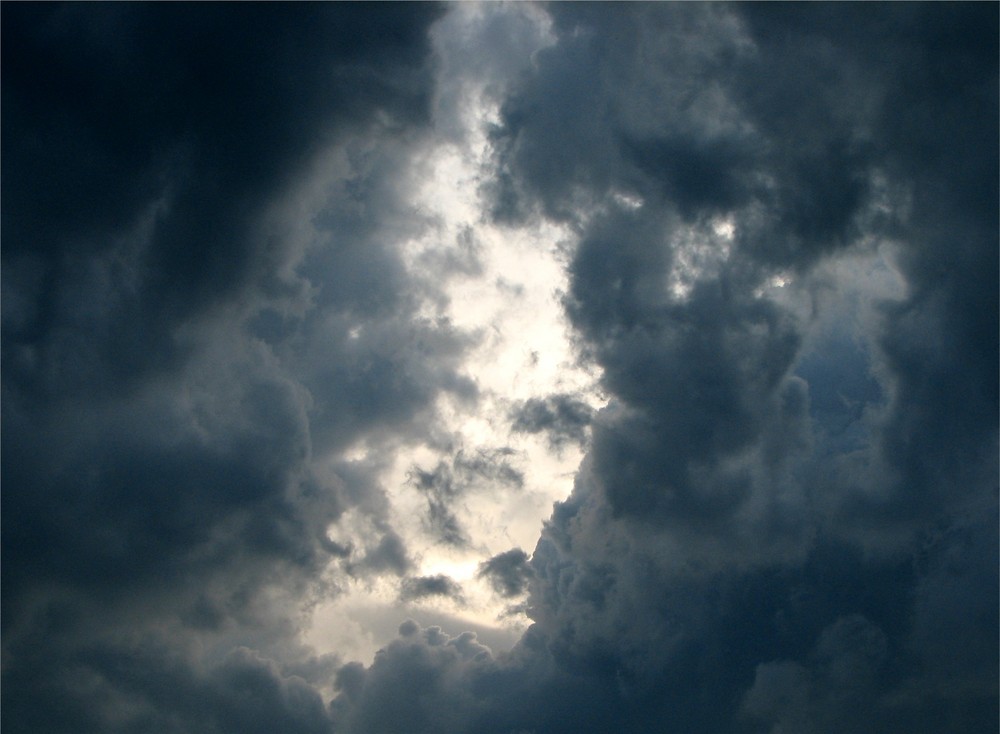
[
  {"xmin": 330, "ymin": 620, "xmax": 492, "ymax": 734},
  {"xmin": 331, "ymin": 4, "xmax": 998, "ymax": 732},
  {"xmin": 477, "ymin": 548, "xmax": 534, "ymax": 598},
  {"xmin": 510, "ymin": 394, "xmax": 594, "ymax": 451},
  {"xmin": 399, "ymin": 575, "xmax": 465, "ymax": 604},
  {"xmin": 3, "ymin": 3, "xmax": 996, "ymax": 733},
  {"xmin": 354, "ymin": 528, "xmax": 412, "ymax": 578},
  {"xmin": 2, "ymin": 3, "xmax": 444, "ymax": 394},
  {"xmin": 0, "ymin": 4, "xmax": 461, "ymax": 732}
]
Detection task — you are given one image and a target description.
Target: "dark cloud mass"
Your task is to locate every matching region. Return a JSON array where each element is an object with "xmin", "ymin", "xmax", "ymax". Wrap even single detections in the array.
[
  {"xmin": 2, "ymin": 3, "xmax": 452, "ymax": 732},
  {"xmin": 2, "ymin": 3, "xmax": 997, "ymax": 734}
]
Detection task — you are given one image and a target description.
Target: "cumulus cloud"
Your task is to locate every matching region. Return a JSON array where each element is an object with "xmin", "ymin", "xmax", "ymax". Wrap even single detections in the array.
[
  {"xmin": 1, "ymin": 4, "xmax": 457, "ymax": 732},
  {"xmin": 330, "ymin": 620, "xmax": 493, "ymax": 734},
  {"xmin": 332, "ymin": 4, "xmax": 997, "ymax": 733}
]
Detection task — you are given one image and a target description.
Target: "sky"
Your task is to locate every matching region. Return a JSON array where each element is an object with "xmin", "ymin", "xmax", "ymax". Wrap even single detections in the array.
[{"xmin": 1, "ymin": 3, "xmax": 997, "ymax": 733}]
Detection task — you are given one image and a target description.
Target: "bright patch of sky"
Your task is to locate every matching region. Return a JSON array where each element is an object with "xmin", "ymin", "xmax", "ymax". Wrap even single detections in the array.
[{"xmin": 303, "ymin": 5, "xmax": 602, "ymax": 664}]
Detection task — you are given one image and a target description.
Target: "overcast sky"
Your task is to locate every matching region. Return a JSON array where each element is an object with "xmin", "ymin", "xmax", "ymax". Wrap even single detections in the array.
[{"xmin": 2, "ymin": 3, "xmax": 997, "ymax": 733}]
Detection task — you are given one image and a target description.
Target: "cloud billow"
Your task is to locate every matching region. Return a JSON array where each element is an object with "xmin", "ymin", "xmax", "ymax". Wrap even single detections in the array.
[
  {"xmin": 2, "ymin": 3, "xmax": 996, "ymax": 733},
  {"xmin": 332, "ymin": 4, "xmax": 998, "ymax": 733},
  {"xmin": 1, "ymin": 4, "xmax": 457, "ymax": 732}
]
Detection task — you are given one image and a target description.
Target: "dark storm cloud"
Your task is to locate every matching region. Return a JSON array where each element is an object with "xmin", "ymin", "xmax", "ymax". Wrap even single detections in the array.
[
  {"xmin": 741, "ymin": 614, "xmax": 890, "ymax": 733},
  {"xmin": 330, "ymin": 621, "xmax": 495, "ymax": 734},
  {"xmin": 331, "ymin": 3, "xmax": 998, "ymax": 733},
  {"xmin": 4, "ymin": 3, "xmax": 997, "ymax": 733},
  {"xmin": 4, "ymin": 640, "xmax": 340, "ymax": 734},
  {"xmin": 2, "ymin": 3, "xmax": 443, "ymax": 395},
  {"xmin": 2, "ymin": 3, "xmax": 457, "ymax": 732}
]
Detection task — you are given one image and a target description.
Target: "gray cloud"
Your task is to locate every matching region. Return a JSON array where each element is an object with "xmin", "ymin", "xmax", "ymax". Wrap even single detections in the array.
[
  {"xmin": 477, "ymin": 548, "xmax": 534, "ymax": 598},
  {"xmin": 408, "ymin": 447, "xmax": 524, "ymax": 547},
  {"xmin": 331, "ymin": 4, "xmax": 998, "ymax": 733},
  {"xmin": 399, "ymin": 575, "xmax": 465, "ymax": 604},
  {"xmin": 330, "ymin": 621, "xmax": 493, "ymax": 734},
  {"xmin": 353, "ymin": 529, "xmax": 412, "ymax": 579},
  {"xmin": 1, "ymin": 4, "xmax": 460, "ymax": 732},
  {"xmin": 510, "ymin": 394, "xmax": 594, "ymax": 451},
  {"xmin": 742, "ymin": 614, "xmax": 889, "ymax": 734},
  {"xmin": 3, "ymin": 3, "xmax": 996, "ymax": 733}
]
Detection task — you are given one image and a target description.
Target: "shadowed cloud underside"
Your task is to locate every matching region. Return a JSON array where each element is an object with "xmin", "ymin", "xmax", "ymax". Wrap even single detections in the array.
[{"xmin": 2, "ymin": 4, "xmax": 997, "ymax": 733}]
